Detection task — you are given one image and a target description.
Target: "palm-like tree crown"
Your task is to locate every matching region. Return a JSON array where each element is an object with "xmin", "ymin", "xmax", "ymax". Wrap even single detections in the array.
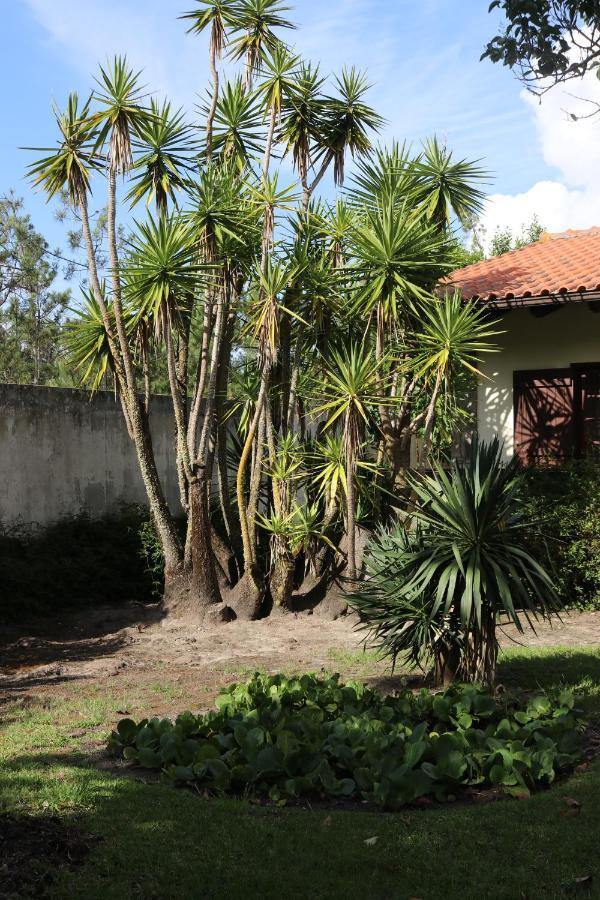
[
  {"xmin": 209, "ymin": 77, "xmax": 264, "ymax": 168},
  {"xmin": 313, "ymin": 343, "xmax": 396, "ymax": 459},
  {"xmin": 180, "ymin": 0, "xmax": 238, "ymax": 58},
  {"xmin": 64, "ymin": 285, "xmax": 116, "ymax": 391},
  {"xmin": 348, "ymin": 197, "xmax": 453, "ymax": 323},
  {"xmin": 93, "ymin": 56, "xmax": 150, "ymax": 175},
  {"xmin": 26, "ymin": 93, "xmax": 102, "ymax": 206},
  {"xmin": 411, "ymin": 292, "xmax": 500, "ymax": 385},
  {"xmin": 125, "ymin": 215, "xmax": 203, "ymax": 337},
  {"xmin": 228, "ymin": 0, "xmax": 296, "ymax": 84},
  {"xmin": 278, "ymin": 63, "xmax": 326, "ymax": 184},
  {"xmin": 245, "ymin": 256, "xmax": 293, "ymax": 367},
  {"xmin": 186, "ymin": 162, "xmax": 260, "ymax": 266},
  {"xmin": 415, "ymin": 136, "xmax": 487, "ymax": 230},
  {"xmin": 127, "ymin": 99, "xmax": 199, "ymax": 215},
  {"xmin": 348, "ymin": 141, "xmax": 420, "ymax": 208},
  {"xmin": 319, "ymin": 68, "xmax": 385, "ymax": 186},
  {"xmin": 256, "ymin": 43, "xmax": 300, "ymax": 118}
]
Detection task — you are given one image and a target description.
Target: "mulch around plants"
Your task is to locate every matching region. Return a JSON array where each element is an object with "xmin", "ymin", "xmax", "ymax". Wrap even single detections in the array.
[{"xmin": 0, "ymin": 813, "xmax": 100, "ymax": 898}]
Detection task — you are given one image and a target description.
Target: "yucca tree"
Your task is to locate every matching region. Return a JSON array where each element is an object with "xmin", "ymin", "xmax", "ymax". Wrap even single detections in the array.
[
  {"xmin": 411, "ymin": 292, "xmax": 500, "ymax": 455},
  {"xmin": 28, "ymin": 2, "xmax": 498, "ymax": 628},
  {"xmin": 313, "ymin": 344, "xmax": 397, "ymax": 580},
  {"xmin": 25, "ymin": 94, "xmax": 117, "ymax": 369},
  {"xmin": 123, "ymin": 212, "xmax": 230, "ymax": 608},
  {"xmin": 320, "ymin": 199, "xmax": 355, "ymax": 268},
  {"xmin": 236, "ymin": 258, "xmax": 296, "ymax": 592},
  {"xmin": 369, "ymin": 439, "xmax": 559, "ymax": 685},
  {"xmin": 180, "ymin": 0, "xmax": 238, "ymax": 159},
  {"xmin": 348, "ymin": 198, "xmax": 452, "ymax": 330},
  {"xmin": 124, "ymin": 215, "xmax": 199, "ymax": 505},
  {"xmin": 210, "ymin": 77, "xmax": 264, "ymax": 170},
  {"xmin": 91, "ymin": 57, "xmax": 152, "ymax": 397},
  {"xmin": 249, "ymin": 172, "xmax": 299, "ymax": 264},
  {"xmin": 415, "ymin": 136, "xmax": 487, "ymax": 231},
  {"xmin": 27, "ymin": 93, "xmax": 182, "ymax": 568},
  {"xmin": 258, "ymin": 432, "xmax": 304, "ymax": 608},
  {"xmin": 63, "ymin": 286, "xmax": 116, "ymax": 394},
  {"xmin": 346, "ymin": 197, "xmax": 453, "ymax": 482},
  {"xmin": 64, "ymin": 286, "xmax": 140, "ymax": 431},
  {"xmin": 127, "ymin": 100, "xmax": 198, "ymax": 216},
  {"xmin": 228, "ymin": 0, "xmax": 295, "ymax": 90},
  {"xmin": 316, "ymin": 68, "xmax": 385, "ymax": 190},
  {"xmin": 255, "ymin": 43, "xmax": 300, "ymax": 174},
  {"xmin": 279, "ymin": 63, "xmax": 326, "ymax": 201},
  {"xmin": 347, "ymin": 141, "xmax": 419, "ymax": 208}
]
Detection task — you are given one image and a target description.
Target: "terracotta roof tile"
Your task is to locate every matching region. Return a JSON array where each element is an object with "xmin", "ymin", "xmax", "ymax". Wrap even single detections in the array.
[{"xmin": 443, "ymin": 227, "xmax": 600, "ymax": 303}]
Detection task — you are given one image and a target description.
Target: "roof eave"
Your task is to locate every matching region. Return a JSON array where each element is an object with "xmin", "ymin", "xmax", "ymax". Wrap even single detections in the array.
[{"xmin": 471, "ymin": 289, "xmax": 600, "ymax": 310}]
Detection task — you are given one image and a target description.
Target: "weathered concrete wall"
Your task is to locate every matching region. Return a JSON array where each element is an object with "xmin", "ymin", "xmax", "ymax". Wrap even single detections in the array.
[{"xmin": 0, "ymin": 384, "xmax": 182, "ymax": 528}]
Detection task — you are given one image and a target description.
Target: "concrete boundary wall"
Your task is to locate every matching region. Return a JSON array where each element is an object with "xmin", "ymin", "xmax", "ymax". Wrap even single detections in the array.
[{"xmin": 0, "ymin": 384, "xmax": 182, "ymax": 528}]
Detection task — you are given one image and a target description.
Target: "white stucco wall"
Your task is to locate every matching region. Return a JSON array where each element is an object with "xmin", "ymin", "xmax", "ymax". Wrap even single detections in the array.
[
  {"xmin": 0, "ymin": 385, "xmax": 183, "ymax": 528},
  {"xmin": 477, "ymin": 303, "xmax": 600, "ymax": 459}
]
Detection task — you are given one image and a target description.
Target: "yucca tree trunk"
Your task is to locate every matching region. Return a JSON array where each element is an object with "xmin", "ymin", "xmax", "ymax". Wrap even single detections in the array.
[
  {"xmin": 187, "ymin": 291, "xmax": 214, "ymax": 463},
  {"xmin": 216, "ymin": 314, "xmax": 242, "ymax": 573},
  {"xmin": 312, "ymin": 497, "xmax": 339, "ymax": 579},
  {"xmin": 231, "ymin": 376, "xmax": 269, "ymax": 619},
  {"xmin": 166, "ymin": 326, "xmax": 193, "ymax": 515},
  {"xmin": 286, "ymin": 334, "xmax": 303, "ymax": 433},
  {"xmin": 80, "ymin": 189, "xmax": 182, "ymax": 573},
  {"xmin": 262, "ymin": 106, "xmax": 277, "ymax": 176},
  {"xmin": 420, "ymin": 371, "xmax": 443, "ymax": 466},
  {"xmin": 270, "ymin": 551, "xmax": 296, "ymax": 612},
  {"xmin": 206, "ymin": 44, "xmax": 220, "ymax": 162},
  {"xmin": 248, "ymin": 405, "xmax": 266, "ymax": 551},
  {"xmin": 345, "ymin": 441, "xmax": 357, "ymax": 582},
  {"xmin": 279, "ymin": 313, "xmax": 292, "ymax": 430},
  {"xmin": 78, "ymin": 195, "xmax": 125, "ymax": 393},
  {"xmin": 180, "ymin": 281, "xmax": 231, "ymax": 610},
  {"xmin": 434, "ymin": 645, "xmax": 462, "ymax": 688},
  {"xmin": 464, "ymin": 608, "xmax": 498, "ymax": 686}
]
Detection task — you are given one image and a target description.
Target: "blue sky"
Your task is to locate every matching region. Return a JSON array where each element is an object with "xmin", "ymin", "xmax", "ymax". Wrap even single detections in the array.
[{"xmin": 3, "ymin": 0, "xmax": 600, "ymax": 261}]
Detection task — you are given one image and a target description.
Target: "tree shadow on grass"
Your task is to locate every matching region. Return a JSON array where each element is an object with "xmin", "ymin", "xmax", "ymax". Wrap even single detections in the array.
[
  {"xmin": 2, "ymin": 740, "xmax": 600, "ymax": 900},
  {"xmin": 498, "ymin": 647, "xmax": 600, "ymax": 710}
]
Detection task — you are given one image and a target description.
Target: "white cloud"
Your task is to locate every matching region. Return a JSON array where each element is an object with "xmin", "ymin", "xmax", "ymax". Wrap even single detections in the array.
[
  {"xmin": 23, "ymin": 0, "xmax": 209, "ymax": 108},
  {"xmin": 481, "ymin": 71, "xmax": 600, "ymax": 243}
]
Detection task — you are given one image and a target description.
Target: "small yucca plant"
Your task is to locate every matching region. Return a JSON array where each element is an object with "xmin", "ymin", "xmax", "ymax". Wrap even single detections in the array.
[{"xmin": 350, "ymin": 438, "xmax": 560, "ymax": 686}]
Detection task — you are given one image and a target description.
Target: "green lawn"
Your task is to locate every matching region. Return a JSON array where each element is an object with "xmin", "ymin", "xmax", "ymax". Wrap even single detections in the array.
[{"xmin": 2, "ymin": 646, "xmax": 600, "ymax": 900}]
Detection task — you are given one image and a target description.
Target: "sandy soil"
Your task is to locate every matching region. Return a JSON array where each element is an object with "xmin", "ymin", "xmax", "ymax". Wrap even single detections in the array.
[{"xmin": 1, "ymin": 604, "xmax": 599, "ymax": 716}]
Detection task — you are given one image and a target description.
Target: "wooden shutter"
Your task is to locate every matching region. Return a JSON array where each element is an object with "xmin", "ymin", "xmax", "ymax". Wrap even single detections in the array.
[
  {"xmin": 514, "ymin": 369, "xmax": 575, "ymax": 465},
  {"xmin": 574, "ymin": 364, "xmax": 600, "ymax": 456}
]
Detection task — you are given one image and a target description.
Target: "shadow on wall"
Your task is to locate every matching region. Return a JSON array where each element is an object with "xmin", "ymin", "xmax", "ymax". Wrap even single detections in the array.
[{"xmin": 0, "ymin": 508, "xmax": 167, "ymax": 620}]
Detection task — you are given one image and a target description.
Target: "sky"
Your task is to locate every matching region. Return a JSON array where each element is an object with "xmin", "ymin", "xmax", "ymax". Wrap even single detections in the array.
[{"xmin": 3, "ymin": 0, "xmax": 600, "ymax": 264}]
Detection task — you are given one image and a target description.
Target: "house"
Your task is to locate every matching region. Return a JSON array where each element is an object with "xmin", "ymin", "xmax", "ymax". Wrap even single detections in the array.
[{"xmin": 445, "ymin": 227, "xmax": 600, "ymax": 465}]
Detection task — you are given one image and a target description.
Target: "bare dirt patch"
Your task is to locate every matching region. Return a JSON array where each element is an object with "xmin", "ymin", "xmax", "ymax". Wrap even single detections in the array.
[{"xmin": 1, "ymin": 605, "xmax": 599, "ymax": 719}]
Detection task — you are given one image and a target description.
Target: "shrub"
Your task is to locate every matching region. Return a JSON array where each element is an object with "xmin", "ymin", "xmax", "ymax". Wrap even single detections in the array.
[
  {"xmin": 108, "ymin": 672, "xmax": 582, "ymax": 809},
  {"xmin": 349, "ymin": 439, "xmax": 560, "ymax": 686},
  {"xmin": 0, "ymin": 507, "xmax": 164, "ymax": 617},
  {"xmin": 519, "ymin": 460, "xmax": 600, "ymax": 610}
]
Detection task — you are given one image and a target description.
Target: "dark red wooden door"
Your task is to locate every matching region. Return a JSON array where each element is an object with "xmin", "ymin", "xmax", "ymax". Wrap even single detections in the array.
[
  {"xmin": 574, "ymin": 364, "xmax": 600, "ymax": 455},
  {"xmin": 514, "ymin": 369, "xmax": 575, "ymax": 465}
]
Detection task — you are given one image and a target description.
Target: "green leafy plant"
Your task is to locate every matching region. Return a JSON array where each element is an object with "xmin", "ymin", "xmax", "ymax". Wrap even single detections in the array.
[
  {"xmin": 350, "ymin": 439, "xmax": 561, "ymax": 685},
  {"xmin": 108, "ymin": 672, "xmax": 582, "ymax": 809},
  {"xmin": 519, "ymin": 460, "xmax": 600, "ymax": 610},
  {"xmin": 0, "ymin": 509, "xmax": 161, "ymax": 616}
]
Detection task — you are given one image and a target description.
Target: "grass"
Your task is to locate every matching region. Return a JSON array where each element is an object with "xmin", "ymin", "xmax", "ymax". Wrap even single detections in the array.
[
  {"xmin": 1, "ymin": 646, "xmax": 600, "ymax": 900},
  {"xmin": 327, "ymin": 646, "xmax": 388, "ymax": 677}
]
